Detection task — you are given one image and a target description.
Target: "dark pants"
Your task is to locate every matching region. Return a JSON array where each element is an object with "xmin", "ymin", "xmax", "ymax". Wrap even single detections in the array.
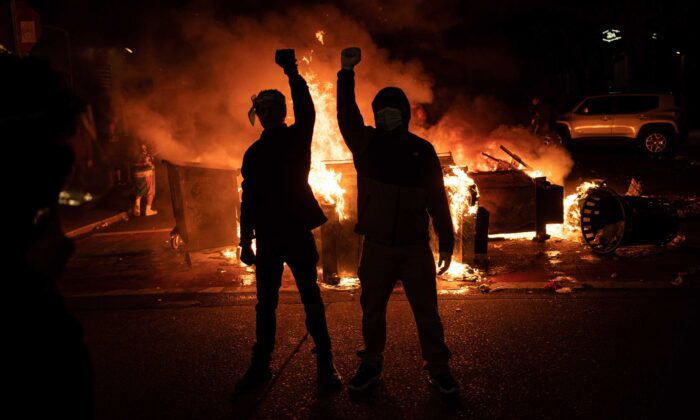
[
  {"xmin": 252, "ymin": 231, "xmax": 332, "ymax": 363},
  {"xmin": 358, "ymin": 239, "xmax": 452, "ymax": 374}
]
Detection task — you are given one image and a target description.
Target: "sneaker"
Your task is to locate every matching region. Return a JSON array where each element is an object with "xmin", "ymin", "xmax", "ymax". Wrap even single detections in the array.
[
  {"xmin": 234, "ymin": 364, "xmax": 272, "ymax": 394},
  {"xmin": 429, "ymin": 372, "xmax": 460, "ymax": 395},
  {"xmin": 317, "ymin": 359, "xmax": 342, "ymax": 391},
  {"xmin": 347, "ymin": 363, "xmax": 381, "ymax": 391}
]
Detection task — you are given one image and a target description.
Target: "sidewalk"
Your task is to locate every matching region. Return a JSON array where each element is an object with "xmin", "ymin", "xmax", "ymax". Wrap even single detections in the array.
[
  {"xmin": 60, "ymin": 221, "xmax": 700, "ymax": 301},
  {"xmin": 59, "ymin": 164, "xmax": 700, "ymax": 297}
]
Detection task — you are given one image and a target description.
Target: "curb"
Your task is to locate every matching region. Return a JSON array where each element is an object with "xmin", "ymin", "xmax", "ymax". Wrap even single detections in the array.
[{"xmin": 65, "ymin": 211, "xmax": 129, "ymax": 238}]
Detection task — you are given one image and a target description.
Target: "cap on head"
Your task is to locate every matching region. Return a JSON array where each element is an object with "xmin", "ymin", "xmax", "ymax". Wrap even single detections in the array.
[{"xmin": 254, "ymin": 89, "xmax": 286, "ymax": 110}]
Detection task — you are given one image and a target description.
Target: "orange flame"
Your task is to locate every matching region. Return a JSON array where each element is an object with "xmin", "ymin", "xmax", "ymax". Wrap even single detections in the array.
[
  {"xmin": 315, "ymin": 30, "xmax": 325, "ymax": 45},
  {"xmin": 301, "ymin": 52, "xmax": 351, "ymax": 220},
  {"xmin": 443, "ymin": 166, "xmax": 478, "ymax": 232}
]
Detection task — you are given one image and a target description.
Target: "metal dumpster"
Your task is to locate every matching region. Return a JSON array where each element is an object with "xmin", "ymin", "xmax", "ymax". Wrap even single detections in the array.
[
  {"xmin": 317, "ymin": 153, "xmax": 485, "ymax": 283},
  {"xmin": 469, "ymin": 170, "xmax": 563, "ymax": 238},
  {"xmin": 163, "ymin": 160, "xmax": 239, "ymax": 252}
]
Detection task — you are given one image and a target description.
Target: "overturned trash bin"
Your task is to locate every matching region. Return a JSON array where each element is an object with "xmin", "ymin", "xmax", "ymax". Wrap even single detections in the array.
[
  {"xmin": 580, "ymin": 187, "xmax": 677, "ymax": 254},
  {"xmin": 163, "ymin": 160, "xmax": 239, "ymax": 252}
]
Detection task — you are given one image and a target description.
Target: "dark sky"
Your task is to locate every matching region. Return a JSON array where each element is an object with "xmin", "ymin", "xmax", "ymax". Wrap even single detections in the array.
[{"xmin": 19, "ymin": 0, "xmax": 700, "ymax": 115}]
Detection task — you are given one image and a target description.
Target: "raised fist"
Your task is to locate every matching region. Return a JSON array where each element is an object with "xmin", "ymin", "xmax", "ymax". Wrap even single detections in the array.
[
  {"xmin": 275, "ymin": 49, "xmax": 296, "ymax": 70},
  {"xmin": 341, "ymin": 47, "xmax": 361, "ymax": 70}
]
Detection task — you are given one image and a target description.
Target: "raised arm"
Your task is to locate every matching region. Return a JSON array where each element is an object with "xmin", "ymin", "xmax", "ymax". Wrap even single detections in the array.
[
  {"xmin": 275, "ymin": 49, "xmax": 315, "ymax": 141},
  {"xmin": 337, "ymin": 47, "xmax": 371, "ymax": 155}
]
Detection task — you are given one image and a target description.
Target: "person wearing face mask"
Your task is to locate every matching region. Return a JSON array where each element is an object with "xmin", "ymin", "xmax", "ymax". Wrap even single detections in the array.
[
  {"xmin": 235, "ymin": 49, "xmax": 341, "ymax": 394},
  {"xmin": 2, "ymin": 55, "xmax": 94, "ymax": 419},
  {"xmin": 336, "ymin": 48, "xmax": 459, "ymax": 395}
]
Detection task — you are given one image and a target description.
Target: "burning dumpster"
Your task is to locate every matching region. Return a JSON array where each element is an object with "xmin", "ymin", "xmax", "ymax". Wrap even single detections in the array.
[
  {"xmin": 163, "ymin": 160, "xmax": 239, "ymax": 252},
  {"xmin": 471, "ymin": 145, "xmax": 564, "ymax": 240},
  {"xmin": 317, "ymin": 154, "xmax": 484, "ymax": 284},
  {"xmin": 468, "ymin": 171, "xmax": 563, "ymax": 238},
  {"xmin": 580, "ymin": 186, "xmax": 677, "ymax": 254}
]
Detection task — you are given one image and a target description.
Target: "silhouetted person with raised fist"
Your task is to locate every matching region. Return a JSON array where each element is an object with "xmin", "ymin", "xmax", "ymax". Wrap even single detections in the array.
[
  {"xmin": 235, "ymin": 49, "xmax": 341, "ymax": 394},
  {"xmin": 337, "ymin": 47, "xmax": 459, "ymax": 395},
  {"xmin": 2, "ymin": 54, "xmax": 94, "ymax": 418}
]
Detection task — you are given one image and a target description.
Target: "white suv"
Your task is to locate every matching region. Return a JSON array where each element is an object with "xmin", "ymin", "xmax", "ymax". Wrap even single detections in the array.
[{"xmin": 554, "ymin": 93, "xmax": 687, "ymax": 155}]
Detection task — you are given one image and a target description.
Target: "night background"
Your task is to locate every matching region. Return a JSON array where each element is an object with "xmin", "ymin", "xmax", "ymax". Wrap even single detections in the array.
[
  {"xmin": 13, "ymin": 0, "xmax": 700, "ymax": 113},
  {"xmin": 4, "ymin": 1, "xmax": 700, "ymax": 419}
]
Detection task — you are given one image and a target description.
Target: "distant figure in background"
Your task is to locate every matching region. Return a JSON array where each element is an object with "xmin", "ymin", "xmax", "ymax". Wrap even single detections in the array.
[
  {"xmin": 235, "ymin": 49, "xmax": 341, "ymax": 394},
  {"xmin": 336, "ymin": 47, "xmax": 458, "ymax": 395},
  {"xmin": 529, "ymin": 97, "xmax": 542, "ymax": 135},
  {"xmin": 1, "ymin": 54, "xmax": 94, "ymax": 419},
  {"xmin": 133, "ymin": 143, "xmax": 158, "ymax": 216}
]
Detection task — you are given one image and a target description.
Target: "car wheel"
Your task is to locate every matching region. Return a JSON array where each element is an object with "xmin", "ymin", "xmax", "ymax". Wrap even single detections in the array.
[{"xmin": 641, "ymin": 129, "xmax": 674, "ymax": 156}]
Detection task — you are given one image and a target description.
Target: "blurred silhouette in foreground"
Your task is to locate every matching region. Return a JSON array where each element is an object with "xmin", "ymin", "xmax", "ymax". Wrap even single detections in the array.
[{"xmin": 1, "ymin": 54, "xmax": 94, "ymax": 418}]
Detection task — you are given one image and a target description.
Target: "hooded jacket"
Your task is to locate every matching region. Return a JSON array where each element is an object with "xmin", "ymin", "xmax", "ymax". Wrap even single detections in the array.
[
  {"xmin": 336, "ymin": 69, "xmax": 454, "ymax": 253},
  {"xmin": 239, "ymin": 73, "xmax": 327, "ymax": 244}
]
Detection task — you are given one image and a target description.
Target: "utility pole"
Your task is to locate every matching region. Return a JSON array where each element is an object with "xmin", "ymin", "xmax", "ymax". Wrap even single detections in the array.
[{"xmin": 9, "ymin": 0, "xmax": 21, "ymax": 56}]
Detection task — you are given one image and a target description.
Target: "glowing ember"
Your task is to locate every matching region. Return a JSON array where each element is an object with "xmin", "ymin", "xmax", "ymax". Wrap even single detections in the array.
[
  {"xmin": 241, "ymin": 275, "xmax": 255, "ymax": 286},
  {"xmin": 321, "ymin": 276, "xmax": 361, "ymax": 290},
  {"xmin": 315, "ymin": 30, "xmax": 325, "ymax": 45},
  {"xmin": 438, "ymin": 288, "xmax": 471, "ymax": 295},
  {"xmin": 526, "ymin": 169, "xmax": 545, "ymax": 178},
  {"xmin": 490, "ymin": 231, "xmax": 537, "ymax": 240},
  {"xmin": 441, "ymin": 262, "xmax": 483, "ymax": 282}
]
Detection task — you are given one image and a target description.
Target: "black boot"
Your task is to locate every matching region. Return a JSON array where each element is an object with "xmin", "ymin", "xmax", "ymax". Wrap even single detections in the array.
[
  {"xmin": 316, "ymin": 354, "xmax": 342, "ymax": 391},
  {"xmin": 234, "ymin": 359, "xmax": 272, "ymax": 395}
]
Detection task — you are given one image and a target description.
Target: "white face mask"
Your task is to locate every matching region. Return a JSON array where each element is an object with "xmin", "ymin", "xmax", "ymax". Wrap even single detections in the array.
[{"xmin": 375, "ymin": 107, "xmax": 403, "ymax": 131}]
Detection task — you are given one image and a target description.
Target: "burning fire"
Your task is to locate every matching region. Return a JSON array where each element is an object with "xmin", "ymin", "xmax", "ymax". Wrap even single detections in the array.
[
  {"xmin": 443, "ymin": 261, "xmax": 483, "ymax": 282},
  {"xmin": 550, "ymin": 180, "xmax": 602, "ymax": 240},
  {"xmin": 443, "ymin": 166, "xmax": 478, "ymax": 231},
  {"xmin": 526, "ymin": 169, "xmax": 545, "ymax": 178},
  {"xmin": 300, "ymin": 51, "xmax": 351, "ymax": 220},
  {"xmin": 490, "ymin": 180, "xmax": 602, "ymax": 241}
]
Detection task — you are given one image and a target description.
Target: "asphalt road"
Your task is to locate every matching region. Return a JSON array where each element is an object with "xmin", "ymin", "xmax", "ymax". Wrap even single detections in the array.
[
  {"xmin": 59, "ymin": 132, "xmax": 700, "ymax": 420},
  {"xmin": 72, "ymin": 290, "xmax": 700, "ymax": 420}
]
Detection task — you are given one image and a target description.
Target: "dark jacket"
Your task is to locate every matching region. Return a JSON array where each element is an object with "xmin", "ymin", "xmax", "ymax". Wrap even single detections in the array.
[
  {"xmin": 239, "ymin": 74, "xmax": 327, "ymax": 244},
  {"xmin": 336, "ymin": 69, "xmax": 454, "ymax": 253}
]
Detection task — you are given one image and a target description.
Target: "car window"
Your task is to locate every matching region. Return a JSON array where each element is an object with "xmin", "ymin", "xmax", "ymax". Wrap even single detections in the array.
[
  {"xmin": 576, "ymin": 97, "xmax": 613, "ymax": 115},
  {"xmin": 617, "ymin": 96, "xmax": 659, "ymax": 114}
]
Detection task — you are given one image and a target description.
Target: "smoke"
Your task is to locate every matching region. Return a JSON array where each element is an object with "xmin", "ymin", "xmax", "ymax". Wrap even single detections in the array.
[
  {"xmin": 120, "ymin": 5, "xmax": 432, "ymax": 167},
  {"xmin": 120, "ymin": 3, "xmax": 572, "ymax": 184},
  {"xmin": 414, "ymin": 95, "xmax": 573, "ymax": 185}
]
